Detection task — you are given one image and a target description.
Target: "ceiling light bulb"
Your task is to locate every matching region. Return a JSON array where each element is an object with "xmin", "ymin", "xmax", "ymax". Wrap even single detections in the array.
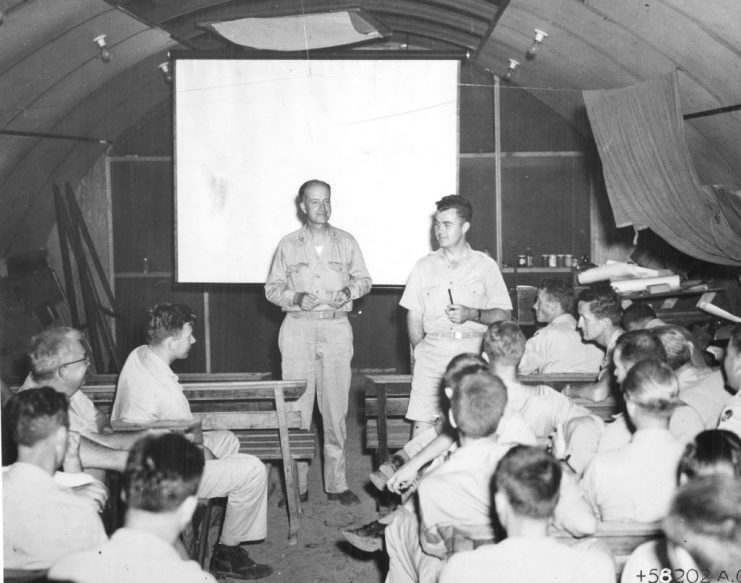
[
  {"xmin": 158, "ymin": 62, "xmax": 173, "ymax": 84},
  {"xmin": 93, "ymin": 34, "xmax": 112, "ymax": 63},
  {"xmin": 503, "ymin": 58, "xmax": 519, "ymax": 83},
  {"xmin": 526, "ymin": 29, "xmax": 548, "ymax": 60}
]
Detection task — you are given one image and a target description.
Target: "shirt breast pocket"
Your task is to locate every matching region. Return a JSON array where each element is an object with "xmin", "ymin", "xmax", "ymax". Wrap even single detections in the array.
[
  {"xmin": 456, "ymin": 281, "xmax": 486, "ymax": 309},
  {"xmin": 326, "ymin": 261, "xmax": 348, "ymax": 288},
  {"xmin": 421, "ymin": 285, "xmax": 446, "ymax": 316},
  {"xmin": 286, "ymin": 261, "xmax": 310, "ymax": 290}
]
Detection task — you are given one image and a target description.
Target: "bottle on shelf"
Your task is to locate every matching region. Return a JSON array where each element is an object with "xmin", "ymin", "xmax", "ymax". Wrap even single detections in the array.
[{"xmin": 525, "ymin": 248, "xmax": 533, "ymax": 268}]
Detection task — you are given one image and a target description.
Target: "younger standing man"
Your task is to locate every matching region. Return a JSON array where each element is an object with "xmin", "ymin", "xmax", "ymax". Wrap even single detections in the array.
[
  {"xmin": 49, "ymin": 433, "xmax": 215, "ymax": 583},
  {"xmin": 266, "ymin": 179, "xmax": 371, "ymax": 505},
  {"xmin": 401, "ymin": 195, "xmax": 511, "ymax": 436},
  {"xmin": 113, "ymin": 303, "xmax": 271, "ymax": 580}
]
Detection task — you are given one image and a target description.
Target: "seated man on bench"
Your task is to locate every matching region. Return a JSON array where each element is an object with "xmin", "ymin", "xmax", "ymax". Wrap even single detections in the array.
[{"xmin": 112, "ymin": 303, "xmax": 272, "ymax": 581}]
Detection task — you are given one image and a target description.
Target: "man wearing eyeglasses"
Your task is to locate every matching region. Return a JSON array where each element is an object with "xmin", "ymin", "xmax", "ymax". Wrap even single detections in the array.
[{"xmin": 20, "ymin": 327, "xmax": 147, "ymax": 483}]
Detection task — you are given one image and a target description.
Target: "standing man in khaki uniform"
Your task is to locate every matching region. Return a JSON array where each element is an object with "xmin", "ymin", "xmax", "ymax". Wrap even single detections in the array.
[{"xmin": 266, "ymin": 179, "xmax": 372, "ymax": 505}]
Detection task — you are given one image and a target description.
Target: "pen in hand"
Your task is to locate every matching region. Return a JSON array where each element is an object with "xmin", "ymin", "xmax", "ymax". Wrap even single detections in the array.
[{"xmin": 448, "ymin": 288, "xmax": 454, "ymax": 304}]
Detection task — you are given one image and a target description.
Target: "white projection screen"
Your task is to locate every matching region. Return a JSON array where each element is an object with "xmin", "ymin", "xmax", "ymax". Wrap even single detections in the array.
[{"xmin": 174, "ymin": 58, "xmax": 459, "ymax": 285}]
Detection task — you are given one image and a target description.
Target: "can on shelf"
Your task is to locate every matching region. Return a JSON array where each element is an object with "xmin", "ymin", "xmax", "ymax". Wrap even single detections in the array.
[
  {"xmin": 556, "ymin": 254, "xmax": 566, "ymax": 267},
  {"xmin": 517, "ymin": 254, "xmax": 527, "ymax": 267},
  {"xmin": 541, "ymin": 254, "xmax": 549, "ymax": 267},
  {"xmin": 547, "ymin": 254, "xmax": 557, "ymax": 267},
  {"xmin": 564, "ymin": 254, "xmax": 573, "ymax": 267}
]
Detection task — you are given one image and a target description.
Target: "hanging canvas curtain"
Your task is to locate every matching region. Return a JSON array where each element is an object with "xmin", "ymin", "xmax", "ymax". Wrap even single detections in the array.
[{"xmin": 583, "ymin": 70, "xmax": 741, "ymax": 266}]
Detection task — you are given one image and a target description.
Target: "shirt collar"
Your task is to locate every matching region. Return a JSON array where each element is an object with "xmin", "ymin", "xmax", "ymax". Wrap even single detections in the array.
[
  {"xmin": 550, "ymin": 313, "xmax": 576, "ymax": 327},
  {"xmin": 434, "ymin": 242, "xmax": 473, "ymax": 260},
  {"xmin": 298, "ymin": 224, "xmax": 337, "ymax": 244},
  {"xmin": 143, "ymin": 345, "xmax": 179, "ymax": 383}
]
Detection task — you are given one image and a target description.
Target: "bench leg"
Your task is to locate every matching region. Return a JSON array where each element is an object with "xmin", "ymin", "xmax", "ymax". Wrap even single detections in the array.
[{"xmin": 275, "ymin": 387, "xmax": 299, "ymax": 545}]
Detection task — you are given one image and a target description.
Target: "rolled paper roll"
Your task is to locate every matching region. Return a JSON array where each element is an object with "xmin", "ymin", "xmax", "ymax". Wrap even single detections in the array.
[{"xmin": 698, "ymin": 301, "xmax": 741, "ymax": 323}]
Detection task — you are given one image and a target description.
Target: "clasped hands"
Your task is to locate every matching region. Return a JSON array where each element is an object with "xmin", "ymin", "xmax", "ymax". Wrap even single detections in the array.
[{"xmin": 294, "ymin": 287, "xmax": 351, "ymax": 310}]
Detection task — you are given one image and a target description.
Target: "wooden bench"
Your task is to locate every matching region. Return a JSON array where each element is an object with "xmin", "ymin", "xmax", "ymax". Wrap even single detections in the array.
[
  {"xmin": 81, "ymin": 377, "xmax": 314, "ymax": 545},
  {"xmin": 364, "ymin": 373, "xmax": 620, "ymax": 463}
]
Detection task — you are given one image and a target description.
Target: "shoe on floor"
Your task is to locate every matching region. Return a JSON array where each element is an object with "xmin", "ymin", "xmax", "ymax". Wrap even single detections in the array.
[
  {"xmin": 326, "ymin": 489, "xmax": 361, "ymax": 505},
  {"xmin": 210, "ymin": 544, "xmax": 273, "ymax": 580},
  {"xmin": 277, "ymin": 491, "xmax": 309, "ymax": 508},
  {"xmin": 341, "ymin": 520, "xmax": 387, "ymax": 552}
]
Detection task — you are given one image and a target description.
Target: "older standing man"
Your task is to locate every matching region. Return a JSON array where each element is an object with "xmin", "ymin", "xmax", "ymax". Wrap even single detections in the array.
[
  {"xmin": 265, "ymin": 179, "xmax": 372, "ymax": 505},
  {"xmin": 401, "ymin": 195, "xmax": 511, "ymax": 437}
]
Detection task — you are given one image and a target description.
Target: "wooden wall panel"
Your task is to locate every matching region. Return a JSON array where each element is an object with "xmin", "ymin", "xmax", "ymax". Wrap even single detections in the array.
[
  {"xmin": 501, "ymin": 156, "xmax": 591, "ymax": 263},
  {"xmin": 111, "ymin": 161, "xmax": 173, "ymax": 273},
  {"xmin": 114, "ymin": 276, "xmax": 206, "ymax": 374}
]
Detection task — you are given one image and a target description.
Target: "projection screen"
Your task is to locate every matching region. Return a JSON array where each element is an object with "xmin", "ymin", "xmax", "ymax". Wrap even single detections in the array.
[{"xmin": 174, "ymin": 58, "xmax": 459, "ymax": 285}]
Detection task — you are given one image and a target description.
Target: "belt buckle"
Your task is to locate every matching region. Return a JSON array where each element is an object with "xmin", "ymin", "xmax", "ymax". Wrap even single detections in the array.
[{"xmin": 453, "ymin": 331, "xmax": 463, "ymax": 340}]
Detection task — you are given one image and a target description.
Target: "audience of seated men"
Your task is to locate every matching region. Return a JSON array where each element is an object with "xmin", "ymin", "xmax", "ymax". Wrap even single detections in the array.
[
  {"xmin": 561, "ymin": 329, "xmax": 669, "ymax": 470},
  {"xmin": 719, "ymin": 323, "xmax": 741, "ymax": 438},
  {"xmin": 621, "ymin": 429, "xmax": 741, "ymax": 582},
  {"xmin": 3, "ymin": 387, "xmax": 107, "ymax": 570},
  {"xmin": 518, "ymin": 278, "xmax": 604, "ymax": 375},
  {"xmin": 49, "ymin": 433, "xmax": 215, "ymax": 583},
  {"xmin": 439, "ymin": 445, "xmax": 614, "ymax": 583},
  {"xmin": 581, "ymin": 359, "xmax": 684, "ymax": 522},
  {"xmin": 112, "ymin": 303, "xmax": 271, "ymax": 580},
  {"xmin": 384, "ymin": 368, "xmax": 597, "ymax": 583},
  {"xmin": 621, "ymin": 303, "xmax": 666, "ymax": 331},
  {"xmin": 484, "ymin": 322, "xmax": 597, "ymax": 443},
  {"xmin": 564, "ymin": 286, "xmax": 624, "ymax": 402},
  {"xmin": 653, "ymin": 325, "xmax": 729, "ymax": 442},
  {"xmin": 20, "ymin": 327, "xmax": 146, "ymax": 480},
  {"xmin": 343, "ymin": 354, "xmax": 536, "ymax": 553}
]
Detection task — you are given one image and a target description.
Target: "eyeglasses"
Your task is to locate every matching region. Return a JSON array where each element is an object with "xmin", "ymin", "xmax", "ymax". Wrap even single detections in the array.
[{"xmin": 59, "ymin": 354, "xmax": 90, "ymax": 369}]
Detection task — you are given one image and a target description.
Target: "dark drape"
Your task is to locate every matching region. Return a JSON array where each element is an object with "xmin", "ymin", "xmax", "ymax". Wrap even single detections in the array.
[{"xmin": 584, "ymin": 71, "xmax": 741, "ymax": 266}]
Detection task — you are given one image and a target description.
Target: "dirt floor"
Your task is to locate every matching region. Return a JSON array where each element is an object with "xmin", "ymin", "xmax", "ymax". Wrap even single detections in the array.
[{"xmin": 214, "ymin": 374, "xmax": 389, "ymax": 583}]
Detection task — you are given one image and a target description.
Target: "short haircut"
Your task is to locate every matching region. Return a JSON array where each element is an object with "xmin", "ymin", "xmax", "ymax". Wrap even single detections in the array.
[
  {"xmin": 443, "ymin": 353, "xmax": 488, "ymax": 389},
  {"xmin": 652, "ymin": 325, "xmax": 693, "ymax": 370},
  {"xmin": 577, "ymin": 286, "xmax": 622, "ymax": 326},
  {"xmin": 483, "ymin": 322, "xmax": 526, "ymax": 367},
  {"xmin": 123, "ymin": 433, "xmax": 205, "ymax": 513},
  {"xmin": 663, "ymin": 475, "xmax": 741, "ymax": 574},
  {"xmin": 729, "ymin": 324, "xmax": 741, "ymax": 354},
  {"xmin": 145, "ymin": 303, "xmax": 196, "ymax": 346},
  {"xmin": 493, "ymin": 445, "xmax": 561, "ymax": 520},
  {"xmin": 298, "ymin": 179, "xmax": 330, "ymax": 200},
  {"xmin": 539, "ymin": 278, "xmax": 574, "ymax": 314},
  {"xmin": 450, "ymin": 370, "xmax": 507, "ymax": 439},
  {"xmin": 677, "ymin": 430, "xmax": 741, "ymax": 481},
  {"xmin": 614, "ymin": 329, "xmax": 667, "ymax": 369},
  {"xmin": 28, "ymin": 327, "xmax": 81, "ymax": 381},
  {"xmin": 622, "ymin": 303, "xmax": 657, "ymax": 330},
  {"xmin": 7, "ymin": 387, "xmax": 69, "ymax": 447},
  {"xmin": 436, "ymin": 195, "xmax": 472, "ymax": 223},
  {"xmin": 622, "ymin": 358, "xmax": 680, "ymax": 417}
]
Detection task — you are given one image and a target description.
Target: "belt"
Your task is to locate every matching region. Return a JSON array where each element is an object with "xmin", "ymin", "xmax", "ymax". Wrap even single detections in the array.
[
  {"xmin": 426, "ymin": 331, "xmax": 484, "ymax": 340},
  {"xmin": 288, "ymin": 310, "xmax": 348, "ymax": 320}
]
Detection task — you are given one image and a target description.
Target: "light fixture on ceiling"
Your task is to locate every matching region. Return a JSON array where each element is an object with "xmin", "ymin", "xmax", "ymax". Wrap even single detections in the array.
[
  {"xmin": 158, "ymin": 62, "xmax": 172, "ymax": 84},
  {"xmin": 526, "ymin": 29, "xmax": 548, "ymax": 60},
  {"xmin": 93, "ymin": 34, "xmax": 112, "ymax": 63},
  {"xmin": 503, "ymin": 59, "xmax": 520, "ymax": 83}
]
